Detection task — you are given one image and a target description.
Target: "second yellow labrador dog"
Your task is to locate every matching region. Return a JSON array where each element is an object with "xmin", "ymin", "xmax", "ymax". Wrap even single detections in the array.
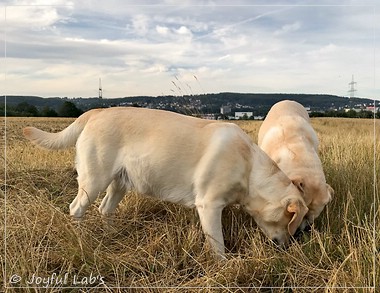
[
  {"xmin": 24, "ymin": 107, "xmax": 308, "ymax": 258},
  {"xmin": 258, "ymin": 100, "xmax": 333, "ymax": 231}
]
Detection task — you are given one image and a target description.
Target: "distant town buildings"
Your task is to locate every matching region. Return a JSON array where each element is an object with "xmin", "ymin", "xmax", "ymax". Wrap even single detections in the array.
[
  {"xmin": 235, "ymin": 112, "xmax": 253, "ymax": 119},
  {"xmin": 344, "ymin": 103, "xmax": 378, "ymax": 113},
  {"xmin": 220, "ymin": 105, "xmax": 231, "ymax": 115}
]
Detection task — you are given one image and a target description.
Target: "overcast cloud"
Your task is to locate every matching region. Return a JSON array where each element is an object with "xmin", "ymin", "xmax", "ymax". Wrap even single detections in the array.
[{"xmin": 1, "ymin": 0, "xmax": 379, "ymax": 99}]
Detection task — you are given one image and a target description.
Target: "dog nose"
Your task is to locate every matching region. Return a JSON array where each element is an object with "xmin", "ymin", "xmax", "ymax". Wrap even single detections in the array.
[
  {"xmin": 271, "ymin": 236, "xmax": 288, "ymax": 248},
  {"xmin": 299, "ymin": 219, "xmax": 312, "ymax": 232},
  {"xmin": 294, "ymin": 228, "xmax": 303, "ymax": 239},
  {"xmin": 302, "ymin": 223, "xmax": 312, "ymax": 232},
  {"xmin": 294, "ymin": 224, "xmax": 311, "ymax": 240},
  {"xmin": 295, "ymin": 223, "xmax": 311, "ymax": 238},
  {"xmin": 272, "ymin": 237, "xmax": 280, "ymax": 246}
]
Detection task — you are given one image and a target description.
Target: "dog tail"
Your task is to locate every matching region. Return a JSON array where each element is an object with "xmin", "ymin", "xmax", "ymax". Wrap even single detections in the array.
[{"xmin": 23, "ymin": 109, "xmax": 103, "ymax": 150}]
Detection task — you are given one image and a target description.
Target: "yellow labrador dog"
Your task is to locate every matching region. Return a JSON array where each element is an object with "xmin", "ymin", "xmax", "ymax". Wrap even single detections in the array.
[
  {"xmin": 258, "ymin": 100, "xmax": 333, "ymax": 231},
  {"xmin": 24, "ymin": 107, "xmax": 308, "ymax": 258}
]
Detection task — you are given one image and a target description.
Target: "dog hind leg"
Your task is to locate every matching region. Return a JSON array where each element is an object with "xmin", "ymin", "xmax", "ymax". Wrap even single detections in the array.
[{"xmin": 70, "ymin": 165, "xmax": 113, "ymax": 219}]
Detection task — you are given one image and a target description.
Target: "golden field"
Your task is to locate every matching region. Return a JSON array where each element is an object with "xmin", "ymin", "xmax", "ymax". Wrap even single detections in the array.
[{"xmin": 1, "ymin": 116, "xmax": 379, "ymax": 292}]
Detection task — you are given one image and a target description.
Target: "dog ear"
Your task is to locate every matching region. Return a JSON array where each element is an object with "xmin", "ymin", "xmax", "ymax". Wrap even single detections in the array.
[
  {"xmin": 287, "ymin": 199, "xmax": 309, "ymax": 236},
  {"xmin": 326, "ymin": 183, "xmax": 334, "ymax": 201},
  {"xmin": 292, "ymin": 177, "xmax": 305, "ymax": 194}
]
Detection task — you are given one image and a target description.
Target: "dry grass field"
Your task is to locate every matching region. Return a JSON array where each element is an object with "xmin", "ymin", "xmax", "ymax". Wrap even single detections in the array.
[{"xmin": 1, "ymin": 115, "xmax": 379, "ymax": 292}]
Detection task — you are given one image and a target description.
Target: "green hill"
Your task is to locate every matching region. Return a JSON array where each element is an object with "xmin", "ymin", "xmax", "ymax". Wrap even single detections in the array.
[{"xmin": 1, "ymin": 93, "xmax": 376, "ymax": 117}]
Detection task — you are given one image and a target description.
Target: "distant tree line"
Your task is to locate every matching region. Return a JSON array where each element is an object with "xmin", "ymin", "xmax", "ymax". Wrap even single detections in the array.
[
  {"xmin": 1, "ymin": 100, "xmax": 379, "ymax": 119},
  {"xmin": 310, "ymin": 110, "xmax": 379, "ymax": 119},
  {"xmin": 0, "ymin": 101, "xmax": 83, "ymax": 117}
]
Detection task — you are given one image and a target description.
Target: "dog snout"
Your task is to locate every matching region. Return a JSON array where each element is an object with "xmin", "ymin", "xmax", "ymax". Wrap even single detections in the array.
[
  {"xmin": 299, "ymin": 218, "xmax": 312, "ymax": 231},
  {"xmin": 272, "ymin": 237, "xmax": 280, "ymax": 246},
  {"xmin": 271, "ymin": 236, "xmax": 287, "ymax": 247},
  {"xmin": 303, "ymin": 223, "xmax": 312, "ymax": 232},
  {"xmin": 293, "ymin": 222, "xmax": 312, "ymax": 241}
]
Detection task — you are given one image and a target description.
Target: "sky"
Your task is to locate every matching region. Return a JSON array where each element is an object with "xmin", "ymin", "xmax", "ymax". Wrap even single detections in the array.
[{"xmin": 1, "ymin": 0, "xmax": 379, "ymax": 100}]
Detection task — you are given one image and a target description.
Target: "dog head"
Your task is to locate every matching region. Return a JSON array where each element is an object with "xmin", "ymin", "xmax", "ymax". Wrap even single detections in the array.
[
  {"xmin": 243, "ymin": 182, "xmax": 309, "ymax": 246},
  {"xmin": 292, "ymin": 176, "xmax": 334, "ymax": 230}
]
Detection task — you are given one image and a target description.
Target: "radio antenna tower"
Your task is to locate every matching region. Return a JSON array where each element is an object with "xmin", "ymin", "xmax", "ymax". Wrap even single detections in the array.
[
  {"xmin": 98, "ymin": 78, "xmax": 103, "ymax": 99},
  {"xmin": 348, "ymin": 75, "xmax": 357, "ymax": 98}
]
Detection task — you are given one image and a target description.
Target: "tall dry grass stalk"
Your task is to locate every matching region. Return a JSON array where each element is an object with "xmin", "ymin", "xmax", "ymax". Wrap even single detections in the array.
[{"xmin": 1, "ymin": 116, "xmax": 379, "ymax": 292}]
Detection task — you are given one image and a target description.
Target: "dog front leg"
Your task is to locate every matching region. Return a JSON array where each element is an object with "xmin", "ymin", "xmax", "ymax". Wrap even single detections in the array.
[{"xmin": 196, "ymin": 202, "xmax": 226, "ymax": 260}]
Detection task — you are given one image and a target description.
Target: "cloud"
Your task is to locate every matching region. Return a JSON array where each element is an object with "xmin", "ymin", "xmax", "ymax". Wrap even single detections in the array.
[
  {"xmin": 156, "ymin": 25, "xmax": 169, "ymax": 35},
  {"xmin": 5, "ymin": 1, "xmax": 74, "ymax": 27},
  {"xmin": 1, "ymin": 2, "xmax": 378, "ymax": 99},
  {"xmin": 141, "ymin": 63, "xmax": 168, "ymax": 74},
  {"xmin": 176, "ymin": 25, "xmax": 192, "ymax": 35},
  {"xmin": 130, "ymin": 14, "xmax": 150, "ymax": 36},
  {"xmin": 274, "ymin": 21, "xmax": 301, "ymax": 36}
]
